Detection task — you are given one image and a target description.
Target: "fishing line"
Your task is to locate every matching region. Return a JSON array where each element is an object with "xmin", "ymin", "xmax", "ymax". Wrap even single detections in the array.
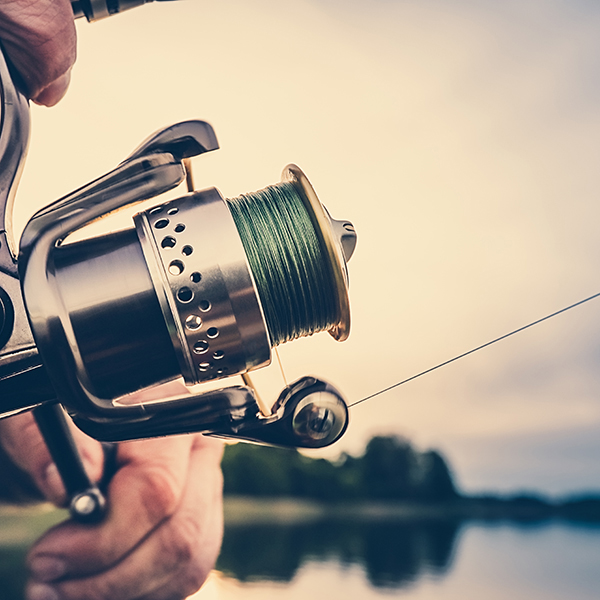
[
  {"xmin": 349, "ymin": 290, "xmax": 600, "ymax": 408},
  {"xmin": 274, "ymin": 346, "xmax": 288, "ymax": 386},
  {"xmin": 227, "ymin": 181, "xmax": 338, "ymax": 346}
]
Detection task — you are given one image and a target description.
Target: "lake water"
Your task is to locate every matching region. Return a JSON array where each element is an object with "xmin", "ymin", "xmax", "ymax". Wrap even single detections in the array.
[
  {"xmin": 193, "ymin": 519, "xmax": 600, "ymax": 600},
  {"xmin": 2, "ymin": 512, "xmax": 600, "ymax": 599}
]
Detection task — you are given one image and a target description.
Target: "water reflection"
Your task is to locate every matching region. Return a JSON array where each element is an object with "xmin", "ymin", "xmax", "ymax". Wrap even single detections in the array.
[
  {"xmin": 217, "ymin": 519, "xmax": 461, "ymax": 589},
  {"xmin": 3, "ymin": 513, "xmax": 600, "ymax": 600}
]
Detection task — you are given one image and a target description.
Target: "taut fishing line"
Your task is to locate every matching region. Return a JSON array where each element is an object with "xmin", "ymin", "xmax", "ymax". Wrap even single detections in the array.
[
  {"xmin": 349, "ymin": 291, "xmax": 600, "ymax": 408},
  {"xmin": 222, "ymin": 179, "xmax": 600, "ymax": 413}
]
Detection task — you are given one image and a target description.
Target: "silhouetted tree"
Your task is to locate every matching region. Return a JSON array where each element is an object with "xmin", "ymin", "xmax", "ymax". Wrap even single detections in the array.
[
  {"xmin": 221, "ymin": 435, "xmax": 460, "ymax": 501},
  {"xmin": 417, "ymin": 450, "xmax": 458, "ymax": 501},
  {"xmin": 360, "ymin": 436, "xmax": 418, "ymax": 499}
]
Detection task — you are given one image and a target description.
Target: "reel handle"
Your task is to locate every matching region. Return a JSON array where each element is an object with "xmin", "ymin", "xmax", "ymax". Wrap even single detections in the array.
[{"xmin": 34, "ymin": 404, "xmax": 107, "ymax": 523}]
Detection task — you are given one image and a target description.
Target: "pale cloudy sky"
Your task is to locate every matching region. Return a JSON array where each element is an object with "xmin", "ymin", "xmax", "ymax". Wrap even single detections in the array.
[{"xmin": 14, "ymin": 0, "xmax": 600, "ymax": 495}]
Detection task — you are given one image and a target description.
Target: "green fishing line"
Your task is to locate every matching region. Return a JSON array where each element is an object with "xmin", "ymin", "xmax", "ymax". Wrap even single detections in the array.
[{"xmin": 227, "ymin": 181, "xmax": 338, "ymax": 346}]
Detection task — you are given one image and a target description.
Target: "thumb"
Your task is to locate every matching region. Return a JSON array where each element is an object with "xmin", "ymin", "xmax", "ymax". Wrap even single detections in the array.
[
  {"xmin": 32, "ymin": 69, "xmax": 72, "ymax": 107},
  {"xmin": 0, "ymin": 410, "xmax": 104, "ymax": 506}
]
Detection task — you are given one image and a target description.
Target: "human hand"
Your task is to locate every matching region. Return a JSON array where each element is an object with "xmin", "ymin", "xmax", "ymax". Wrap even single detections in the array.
[
  {"xmin": 0, "ymin": 0, "xmax": 76, "ymax": 106},
  {"xmin": 0, "ymin": 401, "xmax": 224, "ymax": 600}
]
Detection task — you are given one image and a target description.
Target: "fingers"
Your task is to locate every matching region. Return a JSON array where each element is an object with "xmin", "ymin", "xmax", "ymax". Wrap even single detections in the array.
[
  {"xmin": 139, "ymin": 437, "xmax": 224, "ymax": 600},
  {"xmin": 27, "ymin": 436, "xmax": 224, "ymax": 600},
  {"xmin": 28, "ymin": 435, "xmax": 197, "ymax": 575},
  {"xmin": 0, "ymin": 411, "xmax": 104, "ymax": 505},
  {"xmin": 0, "ymin": 0, "xmax": 76, "ymax": 102}
]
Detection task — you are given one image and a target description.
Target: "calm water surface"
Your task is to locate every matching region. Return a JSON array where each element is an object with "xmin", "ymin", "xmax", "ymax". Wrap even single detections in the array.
[
  {"xmin": 1, "ymin": 513, "xmax": 599, "ymax": 599},
  {"xmin": 192, "ymin": 520, "xmax": 600, "ymax": 600}
]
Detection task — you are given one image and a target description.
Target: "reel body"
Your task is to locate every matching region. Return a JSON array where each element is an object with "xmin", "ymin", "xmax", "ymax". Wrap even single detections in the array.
[{"xmin": 0, "ymin": 43, "xmax": 356, "ymax": 519}]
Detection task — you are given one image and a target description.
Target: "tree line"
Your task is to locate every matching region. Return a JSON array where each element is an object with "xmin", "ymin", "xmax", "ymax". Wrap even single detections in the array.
[{"xmin": 221, "ymin": 435, "xmax": 459, "ymax": 502}]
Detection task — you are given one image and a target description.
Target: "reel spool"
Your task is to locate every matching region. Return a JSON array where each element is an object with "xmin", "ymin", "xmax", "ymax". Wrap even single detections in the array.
[{"xmin": 133, "ymin": 164, "xmax": 355, "ymax": 391}]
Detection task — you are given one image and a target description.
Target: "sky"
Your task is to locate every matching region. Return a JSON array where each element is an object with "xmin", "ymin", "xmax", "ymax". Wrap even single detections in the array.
[{"xmin": 12, "ymin": 0, "xmax": 600, "ymax": 496}]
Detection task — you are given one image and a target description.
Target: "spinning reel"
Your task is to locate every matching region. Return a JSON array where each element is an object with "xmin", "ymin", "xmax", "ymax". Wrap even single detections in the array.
[{"xmin": 0, "ymin": 11, "xmax": 356, "ymax": 520}]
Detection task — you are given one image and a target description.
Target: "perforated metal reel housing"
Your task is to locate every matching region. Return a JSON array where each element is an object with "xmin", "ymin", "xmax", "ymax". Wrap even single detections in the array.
[{"xmin": 134, "ymin": 187, "xmax": 272, "ymax": 387}]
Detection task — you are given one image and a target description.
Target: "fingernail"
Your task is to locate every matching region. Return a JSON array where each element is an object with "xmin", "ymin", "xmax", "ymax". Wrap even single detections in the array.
[
  {"xmin": 27, "ymin": 583, "xmax": 59, "ymax": 600},
  {"xmin": 29, "ymin": 555, "xmax": 67, "ymax": 582}
]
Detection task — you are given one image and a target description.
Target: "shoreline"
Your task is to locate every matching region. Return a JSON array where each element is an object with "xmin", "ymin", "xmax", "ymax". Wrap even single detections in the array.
[
  {"xmin": 222, "ymin": 495, "xmax": 600, "ymax": 525},
  {"xmin": 2, "ymin": 493, "xmax": 600, "ymax": 538}
]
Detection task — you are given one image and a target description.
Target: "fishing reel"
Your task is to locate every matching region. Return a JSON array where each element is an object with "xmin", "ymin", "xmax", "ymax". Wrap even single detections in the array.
[{"xmin": 0, "ymin": 38, "xmax": 355, "ymax": 519}]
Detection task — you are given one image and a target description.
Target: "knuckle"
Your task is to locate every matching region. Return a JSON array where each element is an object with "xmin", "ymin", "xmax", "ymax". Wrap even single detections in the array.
[
  {"xmin": 159, "ymin": 513, "xmax": 220, "ymax": 595},
  {"xmin": 176, "ymin": 570, "xmax": 210, "ymax": 599},
  {"xmin": 184, "ymin": 557, "xmax": 214, "ymax": 595},
  {"xmin": 163, "ymin": 519, "xmax": 199, "ymax": 566}
]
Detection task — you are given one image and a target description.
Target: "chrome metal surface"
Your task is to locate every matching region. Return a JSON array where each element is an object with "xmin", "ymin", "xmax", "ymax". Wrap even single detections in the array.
[
  {"xmin": 0, "ymin": 39, "xmax": 30, "ymax": 270},
  {"xmin": 330, "ymin": 216, "xmax": 357, "ymax": 262},
  {"xmin": 6, "ymin": 114, "xmax": 350, "ymax": 457},
  {"xmin": 0, "ymin": 274, "xmax": 51, "ymax": 416},
  {"xmin": 71, "ymin": 491, "xmax": 101, "ymax": 516},
  {"xmin": 0, "ymin": 273, "xmax": 37, "ymax": 355},
  {"xmin": 126, "ymin": 120, "xmax": 219, "ymax": 162},
  {"xmin": 291, "ymin": 391, "xmax": 347, "ymax": 445},
  {"xmin": 135, "ymin": 187, "xmax": 271, "ymax": 385},
  {"xmin": 73, "ymin": 384, "xmax": 262, "ymax": 441},
  {"xmin": 0, "ymin": 10, "xmax": 356, "ymax": 518},
  {"xmin": 208, "ymin": 376, "xmax": 349, "ymax": 448},
  {"xmin": 19, "ymin": 152, "xmax": 187, "ymax": 415},
  {"xmin": 34, "ymin": 403, "xmax": 107, "ymax": 523},
  {"xmin": 73, "ymin": 376, "xmax": 349, "ymax": 449},
  {"xmin": 53, "ymin": 229, "xmax": 179, "ymax": 400},
  {"xmin": 88, "ymin": 0, "xmax": 111, "ymax": 19}
]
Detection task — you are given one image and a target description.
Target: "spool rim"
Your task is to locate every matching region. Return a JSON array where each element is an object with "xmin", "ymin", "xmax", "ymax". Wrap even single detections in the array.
[{"xmin": 281, "ymin": 165, "xmax": 350, "ymax": 342}]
